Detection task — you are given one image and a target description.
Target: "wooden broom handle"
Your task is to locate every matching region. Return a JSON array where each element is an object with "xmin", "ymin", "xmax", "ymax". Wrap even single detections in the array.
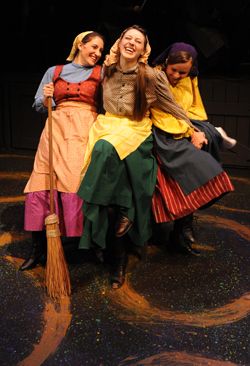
[{"xmin": 48, "ymin": 97, "xmax": 54, "ymax": 215}]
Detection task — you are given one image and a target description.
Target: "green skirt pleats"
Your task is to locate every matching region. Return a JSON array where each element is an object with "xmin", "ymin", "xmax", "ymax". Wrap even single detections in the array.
[{"xmin": 77, "ymin": 136, "xmax": 157, "ymax": 249}]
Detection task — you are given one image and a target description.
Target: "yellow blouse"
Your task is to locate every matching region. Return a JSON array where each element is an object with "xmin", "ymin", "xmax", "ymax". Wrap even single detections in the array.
[
  {"xmin": 150, "ymin": 76, "xmax": 208, "ymax": 139},
  {"xmin": 150, "ymin": 108, "xmax": 194, "ymax": 139},
  {"xmin": 169, "ymin": 76, "xmax": 208, "ymax": 121}
]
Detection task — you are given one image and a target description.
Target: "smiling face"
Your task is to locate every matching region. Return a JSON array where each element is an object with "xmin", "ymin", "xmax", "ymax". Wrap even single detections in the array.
[
  {"xmin": 165, "ymin": 60, "xmax": 192, "ymax": 86},
  {"xmin": 75, "ymin": 36, "xmax": 104, "ymax": 67},
  {"xmin": 119, "ymin": 29, "xmax": 146, "ymax": 67}
]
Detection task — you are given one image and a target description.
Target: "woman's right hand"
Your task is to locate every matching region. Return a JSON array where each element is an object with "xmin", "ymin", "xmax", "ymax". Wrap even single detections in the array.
[
  {"xmin": 42, "ymin": 82, "xmax": 54, "ymax": 107},
  {"xmin": 191, "ymin": 131, "xmax": 208, "ymax": 149}
]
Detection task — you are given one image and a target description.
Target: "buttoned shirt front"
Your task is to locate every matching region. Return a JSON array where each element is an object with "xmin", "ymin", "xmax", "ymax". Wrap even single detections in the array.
[{"xmin": 103, "ymin": 64, "xmax": 192, "ymax": 128}]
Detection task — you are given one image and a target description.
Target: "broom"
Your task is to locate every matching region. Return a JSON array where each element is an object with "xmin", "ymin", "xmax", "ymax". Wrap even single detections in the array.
[{"xmin": 45, "ymin": 96, "xmax": 71, "ymax": 299}]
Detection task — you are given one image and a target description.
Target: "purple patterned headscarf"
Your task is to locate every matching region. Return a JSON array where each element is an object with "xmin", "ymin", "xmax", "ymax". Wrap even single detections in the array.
[{"xmin": 152, "ymin": 42, "xmax": 199, "ymax": 76}]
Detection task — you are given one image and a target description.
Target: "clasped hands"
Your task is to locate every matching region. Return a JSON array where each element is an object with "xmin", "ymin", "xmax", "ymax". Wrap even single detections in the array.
[{"xmin": 191, "ymin": 131, "xmax": 208, "ymax": 149}]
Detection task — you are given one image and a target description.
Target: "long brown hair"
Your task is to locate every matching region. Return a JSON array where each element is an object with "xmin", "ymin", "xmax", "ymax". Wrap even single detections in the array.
[{"xmin": 103, "ymin": 25, "xmax": 149, "ymax": 122}]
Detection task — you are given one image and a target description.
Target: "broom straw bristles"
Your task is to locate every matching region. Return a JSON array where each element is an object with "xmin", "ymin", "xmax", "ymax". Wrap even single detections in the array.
[{"xmin": 45, "ymin": 214, "xmax": 71, "ymax": 299}]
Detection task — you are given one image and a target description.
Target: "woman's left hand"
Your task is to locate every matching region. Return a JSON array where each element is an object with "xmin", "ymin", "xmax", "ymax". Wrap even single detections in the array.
[{"xmin": 191, "ymin": 131, "xmax": 208, "ymax": 149}]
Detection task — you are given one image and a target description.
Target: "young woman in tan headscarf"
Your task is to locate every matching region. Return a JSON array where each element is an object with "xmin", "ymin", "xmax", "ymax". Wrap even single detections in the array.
[{"xmin": 77, "ymin": 25, "xmax": 195, "ymax": 289}]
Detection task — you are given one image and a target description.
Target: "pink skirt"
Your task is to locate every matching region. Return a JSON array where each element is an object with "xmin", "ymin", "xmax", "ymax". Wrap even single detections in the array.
[
  {"xmin": 152, "ymin": 166, "xmax": 234, "ymax": 223},
  {"xmin": 24, "ymin": 191, "xmax": 83, "ymax": 237}
]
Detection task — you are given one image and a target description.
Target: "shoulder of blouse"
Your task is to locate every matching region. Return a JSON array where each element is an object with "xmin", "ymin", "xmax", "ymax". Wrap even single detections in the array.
[
  {"xmin": 43, "ymin": 66, "xmax": 56, "ymax": 80},
  {"xmin": 145, "ymin": 64, "xmax": 157, "ymax": 82},
  {"xmin": 146, "ymin": 66, "xmax": 169, "ymax": 87},
  {"xmin": 147, "ymin": 64, "xmax": 166, "ymax": 77},
  {"xmin": 190, "ymin": 76, "xmax": 198, "ymax": 87},
  {"xmin": 145, "ymin": 64, "xmax": 155, "ymax": 75}
]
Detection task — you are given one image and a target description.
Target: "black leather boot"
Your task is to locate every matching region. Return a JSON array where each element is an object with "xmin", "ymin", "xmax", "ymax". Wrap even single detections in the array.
[
  {"xmin": 168, "ymin": 216, "xmax": 201, "ymax": 257},
  {"xmin": 178, "ymin": 213, "xmax": 195, "ymax": 244},
  {"xmin": 187, "ymin": 213, "xmax": 196, "ymax": 243},
  {"xmin": 168, "ymin": 231, "xmax": 200, "ymax": 256},
  {"xmin": 115, "ymin": 214, "xmax": 132, "ymax": 237},
  {"xmin": 110, "ymin": 252, "xmax": 128, "ymax": 289},
  {"xmin": 19, "ymin": 231, "xmax": 47, "ymax": 271}
]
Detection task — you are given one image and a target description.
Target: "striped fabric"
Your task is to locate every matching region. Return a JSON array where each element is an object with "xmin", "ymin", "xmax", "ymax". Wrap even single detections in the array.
[{"xmin": 152, "ymin": 164, "xmax": 234, "ymax": 223}]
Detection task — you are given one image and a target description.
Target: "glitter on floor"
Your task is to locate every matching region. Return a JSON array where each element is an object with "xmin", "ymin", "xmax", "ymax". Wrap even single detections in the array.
[{"xmin": 0, "ymin": 151, "xmax": 250, "ymax": 366}]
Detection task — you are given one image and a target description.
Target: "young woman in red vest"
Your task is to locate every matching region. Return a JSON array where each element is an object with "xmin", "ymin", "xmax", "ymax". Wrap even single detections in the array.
[{"xmin": 20, "ymin": 31, "xmax": 104, "ymax": 271}]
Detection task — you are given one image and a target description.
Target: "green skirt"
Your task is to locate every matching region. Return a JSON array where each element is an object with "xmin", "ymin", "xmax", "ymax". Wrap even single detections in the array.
[{"xmin": 77, "ymin": 136, "xmax": 157, "ymax": 249}]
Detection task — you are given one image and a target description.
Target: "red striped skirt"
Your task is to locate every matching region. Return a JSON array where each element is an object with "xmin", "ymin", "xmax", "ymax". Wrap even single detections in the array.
[{"xmin": 152, "ymin": 165, "xmax": 234, "ymax": 223}]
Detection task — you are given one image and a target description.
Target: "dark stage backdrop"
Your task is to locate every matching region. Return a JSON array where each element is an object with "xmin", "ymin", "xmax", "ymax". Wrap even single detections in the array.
[{"xmin": 1, "ymin": 1, "xmax": 250, "ymax": 167}]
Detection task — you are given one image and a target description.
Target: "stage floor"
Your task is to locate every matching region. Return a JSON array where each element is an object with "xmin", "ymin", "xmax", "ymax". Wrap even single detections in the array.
[{"xmin": 0, "ymin": 151, "xmax": 250, "ymax": 366}]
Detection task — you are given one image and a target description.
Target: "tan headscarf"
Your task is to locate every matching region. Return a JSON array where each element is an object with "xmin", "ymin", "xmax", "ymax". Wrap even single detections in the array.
[
  {"xmin": 66, "ymin": 31, "xmax": 93, "ymax": 61},
  {"xmin": 104, "ymin": 31, "xmax": 151, "ymax": 66}
]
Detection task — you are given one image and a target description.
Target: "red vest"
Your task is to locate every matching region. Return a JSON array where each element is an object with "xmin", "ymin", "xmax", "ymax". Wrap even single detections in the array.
[{"xmin": 53, "ymin": 65, "xmax": 102, "ymax": 108}]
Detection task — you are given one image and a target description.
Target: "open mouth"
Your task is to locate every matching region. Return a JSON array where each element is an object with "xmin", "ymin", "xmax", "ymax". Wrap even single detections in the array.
[
  {"xmin": 125, "ymin": 47, "xmax": 135, "ymax": 54},
  {"xmin": 90, "ymin": 55, "xmax": 97, "ymax": 62}
]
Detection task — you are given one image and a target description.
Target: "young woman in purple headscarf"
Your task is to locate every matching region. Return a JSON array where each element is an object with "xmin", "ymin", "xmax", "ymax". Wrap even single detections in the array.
[{"xmin": 151, "ymin": 42, "xmax": 235, "ymax": 256}]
